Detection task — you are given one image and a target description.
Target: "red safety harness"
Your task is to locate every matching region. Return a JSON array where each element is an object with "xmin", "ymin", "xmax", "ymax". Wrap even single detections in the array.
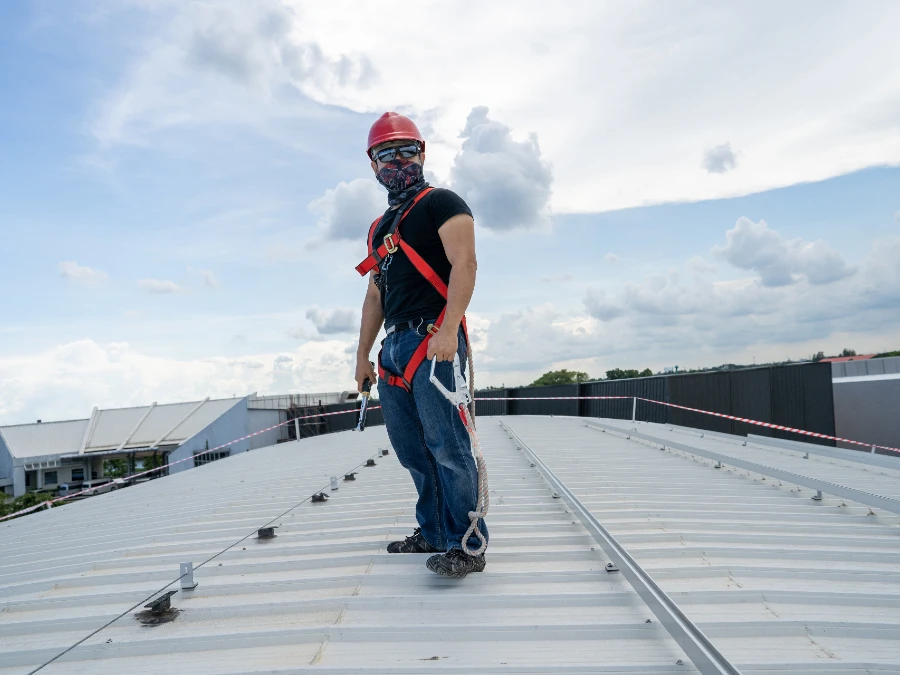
[{"xmin": 355, "ymin": 187, "xmax": 469, "ymax": 391}]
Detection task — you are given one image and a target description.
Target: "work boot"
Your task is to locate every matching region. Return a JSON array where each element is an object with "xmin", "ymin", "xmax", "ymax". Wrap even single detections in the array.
[
  {"xmin": 387, "ymin": 527, "xmax": 443, "ymax": 553},
  {"xmin": 426, "ymin": 548, "xmax": 486, "ymax": 578}
]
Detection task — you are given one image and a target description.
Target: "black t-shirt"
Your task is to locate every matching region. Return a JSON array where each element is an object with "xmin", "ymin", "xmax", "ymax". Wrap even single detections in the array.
[{"xmin": 371, "ymin": 188, "xmax": 472, "ymax": 326}]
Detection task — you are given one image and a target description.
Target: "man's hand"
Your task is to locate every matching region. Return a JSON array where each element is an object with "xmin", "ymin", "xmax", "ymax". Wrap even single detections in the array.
[
  {"xmin": 426, "ymin": 326, "xmax": 458, "ymax": 362},
  {"xmin": 355, "ymin": 358, "xmax": 377, "ymax": 393}
]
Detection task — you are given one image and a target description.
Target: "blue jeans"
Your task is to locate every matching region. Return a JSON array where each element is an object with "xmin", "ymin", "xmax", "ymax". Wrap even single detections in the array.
[{"xmin": 378, "ymin": 322, "xmax": 489, "ymax": 552}]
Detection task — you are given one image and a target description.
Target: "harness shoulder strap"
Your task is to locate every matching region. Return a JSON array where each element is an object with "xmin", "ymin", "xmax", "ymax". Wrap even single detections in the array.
[{"xmin": 355, "ymin": 187, "xmax": 434, "ymax": 276}]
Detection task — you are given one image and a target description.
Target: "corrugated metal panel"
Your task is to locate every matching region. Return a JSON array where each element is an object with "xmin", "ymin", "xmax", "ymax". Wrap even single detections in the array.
[
  {"xmin": 583, "ymin": 377, "xmax": 668, "ymax": 423},
  {"xmin": 769, "ymin": 365, "xmax": 817, "ymax": 445},
  {"xmin": 668, "ymin": 372, "xmax": 733, "ymax": 434},
  {"xmin": 833, "ymin": 356, "xmax": 900, "ymax": 378},
  {"xmin": 163, "ymin": 399, "xmax": 244, "ymax": 444},
  {"xmin": 0, "ymin": 421, "xmax": 696, "ymax": 674},
  {"xmin": 510, "ymin": 384, "xmax": 579, "ymax": 416},
  {"xmin": 84, "ymin": 399, "xmax": 243, "ymax": 451},
  {"xmin": 729, "ymin": 369, "xmax": 771, "ymax": 438},
  {"xmin": 802, "ymin": 363, "xmax": 836, "ymax": 441},
  {"xmin": 0, "ymin": 419, "xmax": 88, "ymax": 460},
  {"xmin": 86, "ymin": 407, "xmax": 150, "ymax": 450},
  {"xmin": 503, "ymin": 416, "xmax": 900, "ymax": 672}
]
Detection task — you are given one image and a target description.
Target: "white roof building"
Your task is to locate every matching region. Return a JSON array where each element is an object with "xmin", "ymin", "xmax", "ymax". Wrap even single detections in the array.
[
  {"xmin": 0, "ymin": 398, "xmax": 261, "ymax": 497},
  {"xmin": 2, "ymin": 416, "xmax": 899, "ymax": 673}
]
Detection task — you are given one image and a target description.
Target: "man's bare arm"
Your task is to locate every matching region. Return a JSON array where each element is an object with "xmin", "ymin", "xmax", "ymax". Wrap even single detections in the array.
[
  {"xmin": 428, "ymin": 213, "xmax": 476, "ymax": 361},
  {"xmin": 355, "ymin": 274, "xmax": 382, "ymax": 390}
]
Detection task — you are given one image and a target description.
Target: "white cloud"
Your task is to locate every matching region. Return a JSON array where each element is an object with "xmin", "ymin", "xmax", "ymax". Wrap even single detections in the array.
[
  {"xmin": 449, "ymin": 107, "xmax": 553, "ymax": 231},
  {"xmin": 894, "ymin": 210, "xmax": 900, "ymax": 222},
  {"xmin": 0, "ymin": 337, "xmax": 357, "ymax": 426},
  {"xmin": 471, "ymin": 234, "xmax": 900, "ymax": 385},
  {"xmin": 604, "ymin": 253, "xmax": 619, "ymax": 264},
  {"xmin": 305, "ymin": 306, "xmax": 358, "ymax": 334},
  {"xmin": 713, "ymin": 217, "xmax": 856, "ymax": 287},
  {"xmin": 90, "ymin": 2, "xmax": 900, "ymax": 212},
  {"xmin": 687, "ymin": 256, "xmax": 717, "ymax": 275},
  {"xmin": 703, "ymin": 143, "xmax": 738, "ymax": 174},
  {"xmin": 59, "ymin": 261, "xmax": 108, "ymax": 285},
  {"xmin": 308, "ymin": 178, "xmax": 384, "ymax": 242},
  {"xmin": 90, "ymin": 1, "xmax": 376, "ymax": 149},
  {"xmin": 540, "ymin": 273, "xmax": 573, "ymax": 283},
  {"xmin": 138, "ymin": 278, "xmax": 185, "ymax": 294},
  {"xmin": 200, "ymin": 269, "xmax": 219, "ymax": 288},
  {"xmin": 583, "ymin": 289, "xmax": 624, "ymax": 321}
]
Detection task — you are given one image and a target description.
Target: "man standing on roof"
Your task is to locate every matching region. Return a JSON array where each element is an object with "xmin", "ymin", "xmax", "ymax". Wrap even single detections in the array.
[{"xmin": 354, "ymin": 112, "xmax": 488, "ymax": 578}]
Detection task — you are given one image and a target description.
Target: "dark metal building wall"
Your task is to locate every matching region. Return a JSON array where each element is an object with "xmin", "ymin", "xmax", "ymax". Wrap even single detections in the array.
[
  {"xmin": 509, "ymin": 384, "xmax": 579, "ymax": 416},
  {"xmin": 667, "ymin": 371, "xmax": 734, "ymax": 433},
  {"xmin": 729, "ymin": 368, "xmax": 773, "ymax": 437},
  {"xmin": 802, "ymin": 364, "xmax": 836, "ymax": 444},
  {"xmin": 769, "ymin": 365, "xmax": 810, "ymax": 444},
  {"xmin": 302, "ymin": 362, "xmax": 835, "ymax": 446},
  {"xmin": 581, "ymin": 377, "xmax": 669, "ymax": 423}
]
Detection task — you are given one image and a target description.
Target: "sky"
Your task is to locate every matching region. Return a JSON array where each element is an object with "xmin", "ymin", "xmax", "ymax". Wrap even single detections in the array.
[{"xmin": 1, "ymin": 0, "xmax": 899, "ymax": 426}]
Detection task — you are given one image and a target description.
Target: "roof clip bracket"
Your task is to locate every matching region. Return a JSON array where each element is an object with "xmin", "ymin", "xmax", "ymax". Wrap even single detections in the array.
[
  {"xmin": 311, "ymin": 492, "xmax": 329, "ymax": 503},
  {"xmin": 605, "ymin": 562, "xmax": 619, "ymax": 573},
  {"xmin": 146, "ymin": 590, "xmax": 178, "ymax": 615},
  {"xmin": 180, "ymin": 562, "xmax": 198, "ymax": 590},
  {"xmin": 344, "ymin": 472, "xmax": 357, "ymax": 481},
  {"xmin": 257, "ymin": 526, "xmax": 278, "ymax": 539}
]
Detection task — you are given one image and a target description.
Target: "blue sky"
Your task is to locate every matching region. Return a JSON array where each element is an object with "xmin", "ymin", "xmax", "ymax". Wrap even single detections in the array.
[{"xmin": 1, "ymin": 1, "xmax": 899, "ymax": 425}]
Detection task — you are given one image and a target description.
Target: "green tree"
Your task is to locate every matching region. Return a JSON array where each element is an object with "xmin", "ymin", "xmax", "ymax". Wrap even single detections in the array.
[
  {"xmin": 812, "ymin": 351, "xmax": 825, "ymax": 362},
  {"xmin": 530, "ymin": 369, "xmax": 591, "ymax": 386},
  {"xmin": 639, "ymin": 368, "xmax": 653, "ymax": 377},
  {"xmin": 103, "ymin": 458, "xmax": 128, "ymax": 478},
  {"xmin": 840, "ymin": 348, "xmax": 857, "ymax": 357},
  {"xmin": 0, "ymin": 491, "xmax": 56, "ymax": 519},
  {"xmin": 606, "ymin": 368, "xmax": 640, "ymax": 380}
]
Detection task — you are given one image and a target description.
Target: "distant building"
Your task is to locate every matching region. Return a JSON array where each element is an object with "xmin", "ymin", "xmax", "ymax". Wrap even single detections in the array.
[
  {"xmin": 820, "ymin": 354, "xmax": 876, "ymax": 363},
  {"xmin": 0, "ymin": 391, "xmax": 357, "ymax": 498}
]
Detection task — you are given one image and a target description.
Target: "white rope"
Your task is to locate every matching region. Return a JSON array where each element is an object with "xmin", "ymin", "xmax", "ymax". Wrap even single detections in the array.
[
  {"xmin": 460, "ymin": 400, "xmax": 489, "ymax": 556},
  {"xmin": 428, "ymin": 348, "xmax": 488, "ymax": 557}
]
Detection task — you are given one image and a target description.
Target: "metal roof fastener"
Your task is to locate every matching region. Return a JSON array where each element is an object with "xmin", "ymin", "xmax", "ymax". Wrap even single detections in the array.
[
  {"xmin": 605, "ymin": 562, "xmax": 619, "ymax": 573},
  {"xmin": 381, "ymin": 448, "xmax": 390, "ymax": 456},
  {"xmin": 344, "ymin": 472, "xmax": 357, "ymax": 481},
  {"xmin": 179, "ymin": 562, "xmax": 197, "ymax": 590},
  {"xmin": 330, "ymin": 476, "xmax": 339, "ymax": 490},
  {"xmin": 257, "ymin": 526, "xmax": 278, "ymax": 539},
  {"xmin": 145, "ymin": 591, "xmax": 177, "ymax": 615},
  {"xmin": 311, "ymin": 492, "xmax": 329, "ymax": 503},
  {"xmin": 366, "ymin": 459, "xmax": 376, "ymax": 467}
]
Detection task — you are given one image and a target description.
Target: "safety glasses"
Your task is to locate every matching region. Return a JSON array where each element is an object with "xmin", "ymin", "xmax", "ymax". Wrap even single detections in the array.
[{"xmin": 372, "ymin": 143, "xmax": 421, "ymax": 163}]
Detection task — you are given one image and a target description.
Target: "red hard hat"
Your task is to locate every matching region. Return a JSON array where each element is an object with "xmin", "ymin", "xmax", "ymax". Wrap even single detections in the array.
[{"xmin": 367, "ymin": 112, "xmax": 425, "ymax": 157}]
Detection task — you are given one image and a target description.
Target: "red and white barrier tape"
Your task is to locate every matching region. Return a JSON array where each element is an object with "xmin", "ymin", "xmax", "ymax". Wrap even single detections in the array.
[
  {"xmin": 5, "ymin": 393, "xmax": 896, "ymax": 523},
  {"xmin": 474, "ymin": 395, "xmax": 900, "ymax": 454},
  {"xmin": 1, "ymin": 406, "xmax": 380, "ymax": 523}
]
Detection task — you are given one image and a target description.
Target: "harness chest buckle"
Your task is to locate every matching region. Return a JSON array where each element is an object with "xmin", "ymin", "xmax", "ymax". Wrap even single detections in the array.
[
  {"xmin": 426, "ymin": 323, "xmax": 439, "ymax": 335},
  {"xmin": 383, "ymin": 233, "xmax": 399, "ymax": 254}
]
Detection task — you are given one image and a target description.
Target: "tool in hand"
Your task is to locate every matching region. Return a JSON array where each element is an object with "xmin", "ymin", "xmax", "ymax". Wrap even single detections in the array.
[{"xmin": 355, "ymin": 362, "xmax": 374, "ymax": 431}]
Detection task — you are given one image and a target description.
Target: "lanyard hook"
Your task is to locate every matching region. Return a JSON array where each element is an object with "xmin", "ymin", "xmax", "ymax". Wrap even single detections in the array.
[{"xmin": 429, "ymin": 354, "xmax": 471, "ymax": 407}]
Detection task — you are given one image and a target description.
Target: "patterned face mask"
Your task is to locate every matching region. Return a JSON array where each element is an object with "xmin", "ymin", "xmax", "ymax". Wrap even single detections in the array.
[{"xmin": 376, "ymin": 159, "xmax": 425, "ymax": 204}]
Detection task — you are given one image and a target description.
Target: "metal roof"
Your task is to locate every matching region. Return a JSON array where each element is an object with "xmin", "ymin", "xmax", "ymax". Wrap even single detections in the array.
[
  {"xmin": 2, "ymin": 416, "xmax": 900, "ymax": 673},
  {"xmin": 84, "ymin": 398, "xmax": 243, "ymax": 452},
  {"xmin": 502, "ymin": 416, "xmax": 900, "ymax": 673},
  {"xmin": 0, "ymin": 419, "xmax": 89, "ymax": 460}
]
